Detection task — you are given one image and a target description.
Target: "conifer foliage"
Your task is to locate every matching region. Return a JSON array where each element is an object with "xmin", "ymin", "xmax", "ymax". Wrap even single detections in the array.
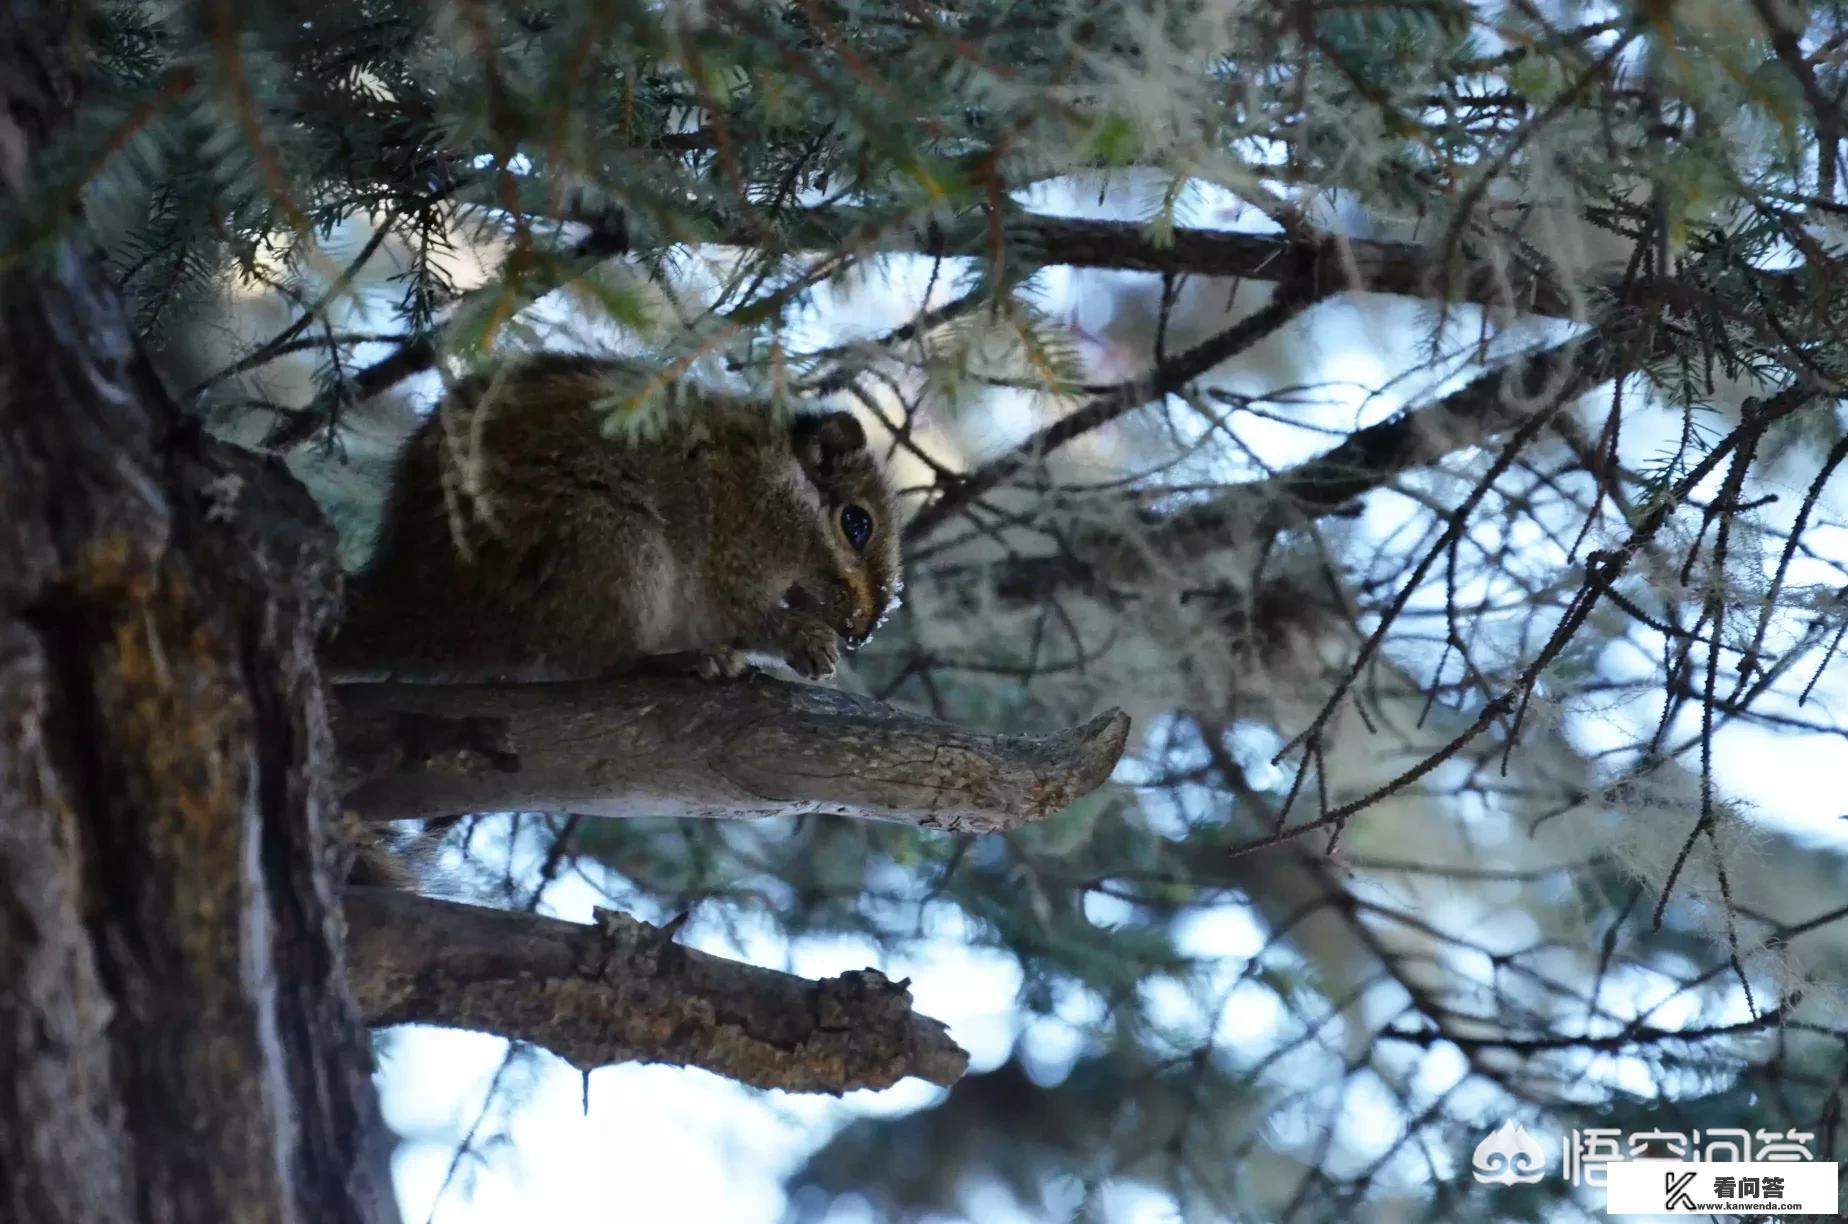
[{"xmin": 17, "ymin": 1, "xmax": 1848, "ymax": 1220}]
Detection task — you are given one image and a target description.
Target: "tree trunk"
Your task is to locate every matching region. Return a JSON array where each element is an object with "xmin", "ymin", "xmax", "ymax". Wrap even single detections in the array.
[{"xmin": 0, "ymin": 3, "xmax": 391, "ymax": 1220}]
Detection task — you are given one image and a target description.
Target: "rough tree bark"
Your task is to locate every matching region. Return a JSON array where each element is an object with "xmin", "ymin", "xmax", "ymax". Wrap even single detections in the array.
[
  {"xmin": 0, "ymin": 5, "xmax": 392, "ymax": 1221},
  {"xmin": 326, "ymin": 663, "xmax": 1127, "ymax": 1094},
  {"xmin": 334, "ymin": 675, "xmax": 1130, "ymax": 832},
  {"xmin": 0, "ymin": 7, "xmax": 1133, "ymax": 1217},
  {"xmin": 347, "ymin": 889, "xmax": 970, "ymax": 1093}
]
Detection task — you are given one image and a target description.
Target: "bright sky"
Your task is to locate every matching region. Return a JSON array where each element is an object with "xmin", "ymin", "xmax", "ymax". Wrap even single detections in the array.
[{"xmin": 372, "ymin": 174, "xmax": 1848, "ymax": 1223}]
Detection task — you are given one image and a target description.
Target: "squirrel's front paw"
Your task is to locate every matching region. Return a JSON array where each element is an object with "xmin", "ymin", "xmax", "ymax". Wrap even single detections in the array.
[
  {"xmin": 779, "ymin": 619, "xmax": 840, "ymax": 680},
  {"xmin": 693, "ymin": 646, "xmax": 751, "ymax": 680}
]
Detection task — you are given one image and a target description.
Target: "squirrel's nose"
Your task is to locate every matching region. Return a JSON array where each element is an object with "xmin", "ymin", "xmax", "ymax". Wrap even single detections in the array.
[{"xmin": 840, "ymin": 574, "xmax": 877, "ymax": 643}]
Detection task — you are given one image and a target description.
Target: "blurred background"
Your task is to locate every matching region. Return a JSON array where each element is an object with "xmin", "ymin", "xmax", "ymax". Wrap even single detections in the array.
[{"xmin": 70, "ymin": 0, "xmax": 1848, "ymax": 1219}]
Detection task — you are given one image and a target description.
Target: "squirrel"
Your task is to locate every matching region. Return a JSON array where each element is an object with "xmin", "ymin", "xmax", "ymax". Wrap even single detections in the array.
[
  {"xmin": 328, "ymin": 353, "xmax": 902, "ymax": 684},
  {"xmin": 331, "ymin": 353, "xmax": 901, "ymax": 888}
]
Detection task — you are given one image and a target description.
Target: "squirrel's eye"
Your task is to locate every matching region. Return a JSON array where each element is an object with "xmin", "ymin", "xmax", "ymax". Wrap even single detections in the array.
[{"xmin": 839, "ymin": 504, "xmax": 874, "ymax": 551}]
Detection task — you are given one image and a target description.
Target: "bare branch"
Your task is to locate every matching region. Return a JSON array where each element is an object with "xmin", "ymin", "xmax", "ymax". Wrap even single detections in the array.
[
  {"xmin": 904, "ymin": 284, "xmax": 1327, "ymax": 546},
  {"xmin": 560, "ymin": 202, "xmax": 1582, "ymax": 319},
  {"xmin": 1230, "ymin": 385, "xmax": 1821, "ymax": 857},
  {"xmin": 345, "ymin": 888, "xmax": 968, "ymax": 1092},
  {"xmin": 254, "ymin": 202, "xmax": 1605, "ymax": 454},
  {"xmin": 975, "ymin": 334, "xmax": 1615, "ymax": 604},
  {"xmin": 256, "ymin": 222, "xmax": 633, "ymax": 451},
  {"xmin": 331, "ymin": 673, "xmax": 1130, "ymax": 832}
]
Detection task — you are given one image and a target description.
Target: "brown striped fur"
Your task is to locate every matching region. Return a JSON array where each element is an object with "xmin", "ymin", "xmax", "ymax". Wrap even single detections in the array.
[{"xmin": 331, "ymin": 354, "xmax": 900, "ymax": 682}]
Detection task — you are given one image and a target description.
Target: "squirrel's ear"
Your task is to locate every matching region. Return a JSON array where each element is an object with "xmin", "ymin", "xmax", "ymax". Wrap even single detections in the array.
[
  {"xmin": 822, "ymin": 413, "xmax": 867, "ymax": 455},
  {"xmin": 793, "ymin": 411, "xmax": 867, "ymax": 469}
]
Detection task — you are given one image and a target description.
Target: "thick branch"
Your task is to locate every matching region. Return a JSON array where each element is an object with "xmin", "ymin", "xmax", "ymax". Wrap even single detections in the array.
[
  {"xmin": 776, "ymin": 208, "xmax": 1579, "ymax": 319},
  {"xmin": 551, "ymin": 200, "xmax": 1581, "ymax": 319},
  {"xmin": 266, "ymin": 204, "xmax": 1587, "ymax": 450},
  {"xmin": 331, "ymin": 672, "xmax": 1129, "ymax": 832},
  {"xmin": 345, "ymin": 888, "xmax": 967, "ymax": 1092}
]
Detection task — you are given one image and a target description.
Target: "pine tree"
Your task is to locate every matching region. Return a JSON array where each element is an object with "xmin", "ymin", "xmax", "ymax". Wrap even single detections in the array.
[{"xmin": 8, "ymin": 2, "xmax": 1848, "ymax": 1221}]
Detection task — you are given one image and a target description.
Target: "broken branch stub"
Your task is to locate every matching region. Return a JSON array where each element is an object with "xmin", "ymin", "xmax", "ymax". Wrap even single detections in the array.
[{"xmin": 345, "ymin": 888, "xmax": 969, "ymax": 1092}]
